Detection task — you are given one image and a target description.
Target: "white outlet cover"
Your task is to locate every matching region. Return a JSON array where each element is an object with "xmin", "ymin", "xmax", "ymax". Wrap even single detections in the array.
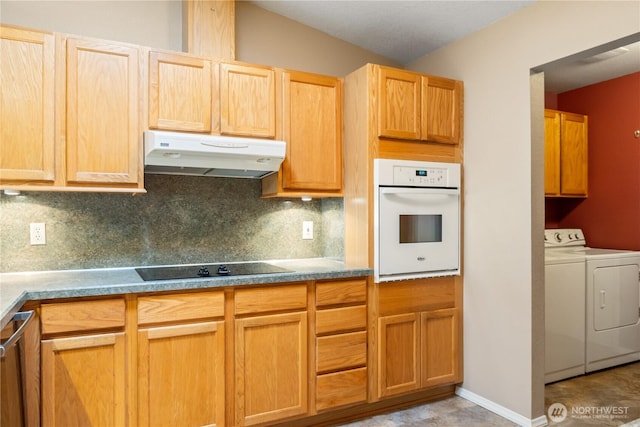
[
  {"xmin": 30, "ymin": 223, "xmax": 46, "ymax": 245},
  {"xmin": 302, "ymin": 221, "xmax": 313, "ymax": 240}
]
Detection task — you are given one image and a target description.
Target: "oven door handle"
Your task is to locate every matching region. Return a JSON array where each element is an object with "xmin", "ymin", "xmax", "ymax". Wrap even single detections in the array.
[
  {"xmin": 380, "ymin": 188, "xmax": 459, "ymax": 196},
  {"xmin": 0, "ymin": 310, "xmax": 35, "ymax": 358}
]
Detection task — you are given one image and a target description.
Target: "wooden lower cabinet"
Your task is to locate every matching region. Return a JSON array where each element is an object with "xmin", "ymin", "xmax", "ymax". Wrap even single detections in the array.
[
  {"xmin": 235, "ymin": 311, "xmax": 308, "ymax": 426},
  {"xmin": 378, "ymin": 308, "xmax": 460, "ymax": 398},
  {"xmin": 137, "ymin": 321, "xmax": 225, "ymax": 427},
  {"xmin": 421, "ymin": 308, "xmax": 459, "ymax": 388},
  {"xmin": 33, "ymin": 276, "xmax": 461, "ymax": 426},
  {"xmin": 41, "ymin": 332, "xmax": 126, "ymax": 426},
  {"xmin": 378, "ymin": 313, "xmax": 420, "ymax": 397}
]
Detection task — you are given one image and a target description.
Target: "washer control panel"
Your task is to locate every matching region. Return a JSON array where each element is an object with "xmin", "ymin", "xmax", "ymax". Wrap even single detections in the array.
[{"xmin": 544, "ymin": 228, "xmax": 586, "ymax": 247}]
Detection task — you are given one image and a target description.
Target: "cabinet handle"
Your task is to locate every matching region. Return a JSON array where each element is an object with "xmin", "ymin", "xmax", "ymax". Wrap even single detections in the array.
[
  {"xmin": 0, "ymin": 311, "xmax": 35, "ymax": 358},
  {"xmin": 600, "ymin": 290, "xmax": 606, "ymax": 309}
]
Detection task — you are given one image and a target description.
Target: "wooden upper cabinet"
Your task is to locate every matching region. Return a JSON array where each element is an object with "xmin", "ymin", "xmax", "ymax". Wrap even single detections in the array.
[
  {"xmin": 65, "ymin": 37, "xmax": 142, "ymax": 187},
  {"xmin": 544, "ymin": 109, "xmax": 588, "ymax": 197},
  {"xmin": 182, "ymin": 0, "xmax": 235, "ymax": 59},
  {"xmin": 148, "ymin": 51, "xmax": 214, "ymax": 133},
  {"xmin": 560, "ymin": 112, "xmax": 588, "ymax": 196},
  {"xmin": 378, "ymin": 66, "xmax": 421, "ymax": 140},
  {"xmin": 220, "ymin": 62, "xmax": 276, "ymax": 138},
  {"xmin": 0, "ymin": 26, "xmax": 55, "ymax": 183},
  {"xmin": 544, "ymin": 109, "xmax": 561, "ymax": 195},
  {"xmin": 377, "ymin": 65, "xmax": 462, "ymax": 145},
  {"xmin": 281, "ymin": 70, "xmax": 343, "ymax": 192},
  {"xmin": 422, "ymin": 76, "xmax": 462, "ymax": 144}
]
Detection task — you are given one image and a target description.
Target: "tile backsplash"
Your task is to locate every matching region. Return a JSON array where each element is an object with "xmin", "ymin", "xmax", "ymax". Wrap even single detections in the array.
[{"xmin": 0, "ymin": 175, "xmax": 344, "ymax": 273}]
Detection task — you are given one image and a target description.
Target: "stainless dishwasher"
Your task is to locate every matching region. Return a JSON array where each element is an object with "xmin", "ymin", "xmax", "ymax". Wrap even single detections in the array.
[{"xmin": 1, "ymin": 311, "xmax": 35, "ymax": 427}]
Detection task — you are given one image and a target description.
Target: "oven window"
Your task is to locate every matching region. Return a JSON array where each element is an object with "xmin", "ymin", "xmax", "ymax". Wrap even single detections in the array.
[{"xmin": 399, "ymin": 215, "xmax": 442, "ymax": 243}]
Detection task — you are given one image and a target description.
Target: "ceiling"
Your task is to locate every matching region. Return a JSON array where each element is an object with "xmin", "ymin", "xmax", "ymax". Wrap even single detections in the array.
[{"xmin": 250, "ymin": 0, "xmax": 640, "ymax": 93}]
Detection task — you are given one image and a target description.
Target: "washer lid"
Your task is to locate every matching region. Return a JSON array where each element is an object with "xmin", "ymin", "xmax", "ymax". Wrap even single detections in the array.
[{"xmin": 561, "ymin": 247, "xmax": 640, "ymax": 259}]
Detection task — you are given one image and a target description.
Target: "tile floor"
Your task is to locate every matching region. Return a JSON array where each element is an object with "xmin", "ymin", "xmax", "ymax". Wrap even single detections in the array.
[{"xmin": 335, "ymin": 362, "xmax": 640, "ymax": 427}]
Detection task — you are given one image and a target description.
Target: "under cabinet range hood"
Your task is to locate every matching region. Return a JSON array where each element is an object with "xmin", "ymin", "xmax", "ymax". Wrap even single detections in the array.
[{"xmin": 143, "ymin": 130, "xmax": 286, "ymax": 179}]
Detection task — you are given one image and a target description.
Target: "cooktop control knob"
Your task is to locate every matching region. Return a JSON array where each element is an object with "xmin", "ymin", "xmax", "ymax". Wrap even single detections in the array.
[
  {"xmin": 554, "ymin": 232, "xmax": 562, "ymax": 242},
  {"xmin": 197, "ymin": 266, "xmax": 210, "ymax": 277},
  {"xmin": 217, "ymin": 265, "xmax": 230, "ymax": 275}
]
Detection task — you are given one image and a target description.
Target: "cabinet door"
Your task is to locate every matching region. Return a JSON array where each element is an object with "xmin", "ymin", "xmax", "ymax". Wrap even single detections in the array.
[
  {"xmin": 560, "ymin": 112, "xmax": 588, "ymax": 196},
  {"xmin": 420, "ymin": 308, "xmax": 459, "ymax": 388},
  {"xmin": 544, "ymin": 109, "xmax": 561, "ymax": 196},
  {"xmin": 378, "ymin": 312, "xmax": 419, "ymax": 397},
  {"xmin": 138, "ymin": 321, "xmax": 225, "ymax": 427},
  {"xmin": 421, "ymin": 76, "xmax": 462, "ymax": 144},
  {"xmin": 41, "ymin": 333, "xmax": 126, "ymax": 427},
  {"xmin": 0, "ymin": 26, "xmax": 55, "ymax": 182},
  {"xmin": 377, "ymin": 66, "xmax": 421, "ymax": 140},
  {"xmin": 66, "ymin": 37, "xmax": 141, "ymax": 185},
  {"xmin": 220, "ymin": 62, "xmax": 275, "ymax": 138},
  {"xmin": 235, "ymin": 312, "xmax": 307, "ymax": 426},
  {"xmin": 149, "ymin": 51, "xmax": 213, "ymax": 133},
  {"xmin": 281, "ymin": 70, "xmax": 342, "ymax": 191}
]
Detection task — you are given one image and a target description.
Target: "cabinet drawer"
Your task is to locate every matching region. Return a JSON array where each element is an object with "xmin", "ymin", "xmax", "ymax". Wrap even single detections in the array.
[
  {"xmin": 378, "ymin": 277, "xmax": 455, "ymax": 316},
  {"xmin": 138, "ymin": 291, "xmax": 224, "ymax": 325},
  {"xmin": 316, "ymin": 367, "xmax": 367, "ymax": 411},
  {"xmin": 316, "ymin": 278, "xmax": 366, "ymax": 307},
  {"xmin": 317, "ymin": 331, "xmax": 367, "ymax": 373},
  {"xmin": 235, "ymin": 284, "xmax": 307, "ymax": 315},
  {"xmin": 316, "ymin": 305, "xmax": 366, "ymax": 335},
  {"xmin": 41, "ymin": 299, "xmax": 125, "ymax": 335}
]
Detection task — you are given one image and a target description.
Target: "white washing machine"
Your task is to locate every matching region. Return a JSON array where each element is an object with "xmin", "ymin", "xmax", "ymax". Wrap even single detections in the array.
[
  {"xmin": 544, "ymin": 234, "xmax": 586, "ymax": 383},
  {"xmin": 546, "ymin": 229, "xmax": 640, "ymax": 374}
]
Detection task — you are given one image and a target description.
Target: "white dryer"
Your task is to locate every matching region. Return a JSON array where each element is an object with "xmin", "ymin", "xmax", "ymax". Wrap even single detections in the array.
[{"xmin": 547, "ymin": 229, "xmax": 640, "ymax": 373}]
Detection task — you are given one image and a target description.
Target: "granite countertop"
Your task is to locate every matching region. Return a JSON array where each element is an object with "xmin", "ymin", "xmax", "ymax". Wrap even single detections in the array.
[{"xmin": 0, "ymin": 258, "xmax": 372, "ymax": 329}]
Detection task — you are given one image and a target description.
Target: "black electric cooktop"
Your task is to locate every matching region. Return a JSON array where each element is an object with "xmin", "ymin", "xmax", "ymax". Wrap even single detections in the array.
[{"xmin": 135, "ymin": 262, "xmax": 291, "ymax": 281}]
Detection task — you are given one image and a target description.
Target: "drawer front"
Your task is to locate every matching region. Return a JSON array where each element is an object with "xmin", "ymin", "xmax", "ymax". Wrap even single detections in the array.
[
  {"xmin": 235, "ymin": 284, "xmax": 307, "ymax": 315},
  {"xmin": 41, "ymin": 299, "xmax": 125, "ymax": 335},
  {"xmin": 316, "ymin": 305, "xmax": 366, "ymax": 335},
  {"xmin": 138, "ymin": 291, "xmax": 224, "ymax": 325},
  {"xmin": 316, "ymin": 331, "xmax": 367, "ymax": 373},
  {"xmin": 316, "ymin": 367, "xmax": 367, "ymax": 411},
  {"xmin": 316, "ymin": 278, "xmax": 366, "ymax": 307},
  {"xmin": 378, "ymin": 276, "xmax": 455, "ymax": 316}
]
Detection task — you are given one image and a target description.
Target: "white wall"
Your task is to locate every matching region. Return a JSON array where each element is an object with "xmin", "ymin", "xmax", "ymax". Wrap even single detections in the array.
[
  {"xmin": 408, "ymin": 1, "xmax": 640, "ymax": 423},
  {"xmin": 0, "ymin": 1, "xmax": 182, "ymax": 51},
  {"xmin": 0, "ymin": 1, "xmax": 398, "ymax": 77}
]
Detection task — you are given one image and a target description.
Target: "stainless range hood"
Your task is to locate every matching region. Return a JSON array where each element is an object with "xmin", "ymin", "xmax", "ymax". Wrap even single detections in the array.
[{"xmin": 143, "ymin": 130, "xmax": 286, "ymax": 179}]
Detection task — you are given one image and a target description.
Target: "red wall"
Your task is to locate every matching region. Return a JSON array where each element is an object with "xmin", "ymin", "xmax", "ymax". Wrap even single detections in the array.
[{"xmin": 545, "ymin": 72, "xmax": 640, "ymax": 250}]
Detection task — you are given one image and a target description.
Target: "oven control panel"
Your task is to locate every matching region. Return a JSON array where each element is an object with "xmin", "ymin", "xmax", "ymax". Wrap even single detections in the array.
[
  {"xmin": 393, "ymin": 166, "xmax": 448, "ymax": 186},
  {"xmin": 375, "ymin": 159, "xmax": 460, "ymax": 188}
]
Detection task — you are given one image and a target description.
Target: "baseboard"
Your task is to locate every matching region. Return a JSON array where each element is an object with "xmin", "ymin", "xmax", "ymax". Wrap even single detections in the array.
[{"xmin": 455, "ymin": 386, "xmax": 548, "ymax": 427}]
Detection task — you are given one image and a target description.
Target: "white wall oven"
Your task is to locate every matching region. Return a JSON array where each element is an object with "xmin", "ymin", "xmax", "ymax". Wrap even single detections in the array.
[{"xmin": 374, "ymin": 159, "xmax": 461, "ymax": 283}]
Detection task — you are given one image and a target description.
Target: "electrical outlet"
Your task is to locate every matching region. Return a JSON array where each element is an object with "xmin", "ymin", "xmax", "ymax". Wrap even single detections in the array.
[
  {"xmin": 302, "ymin": 221, "xmax": 313, "ymax": 240},
  {"xmin": 30, "ymin": 223, "xmax": 46, "ymax": 245}
]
